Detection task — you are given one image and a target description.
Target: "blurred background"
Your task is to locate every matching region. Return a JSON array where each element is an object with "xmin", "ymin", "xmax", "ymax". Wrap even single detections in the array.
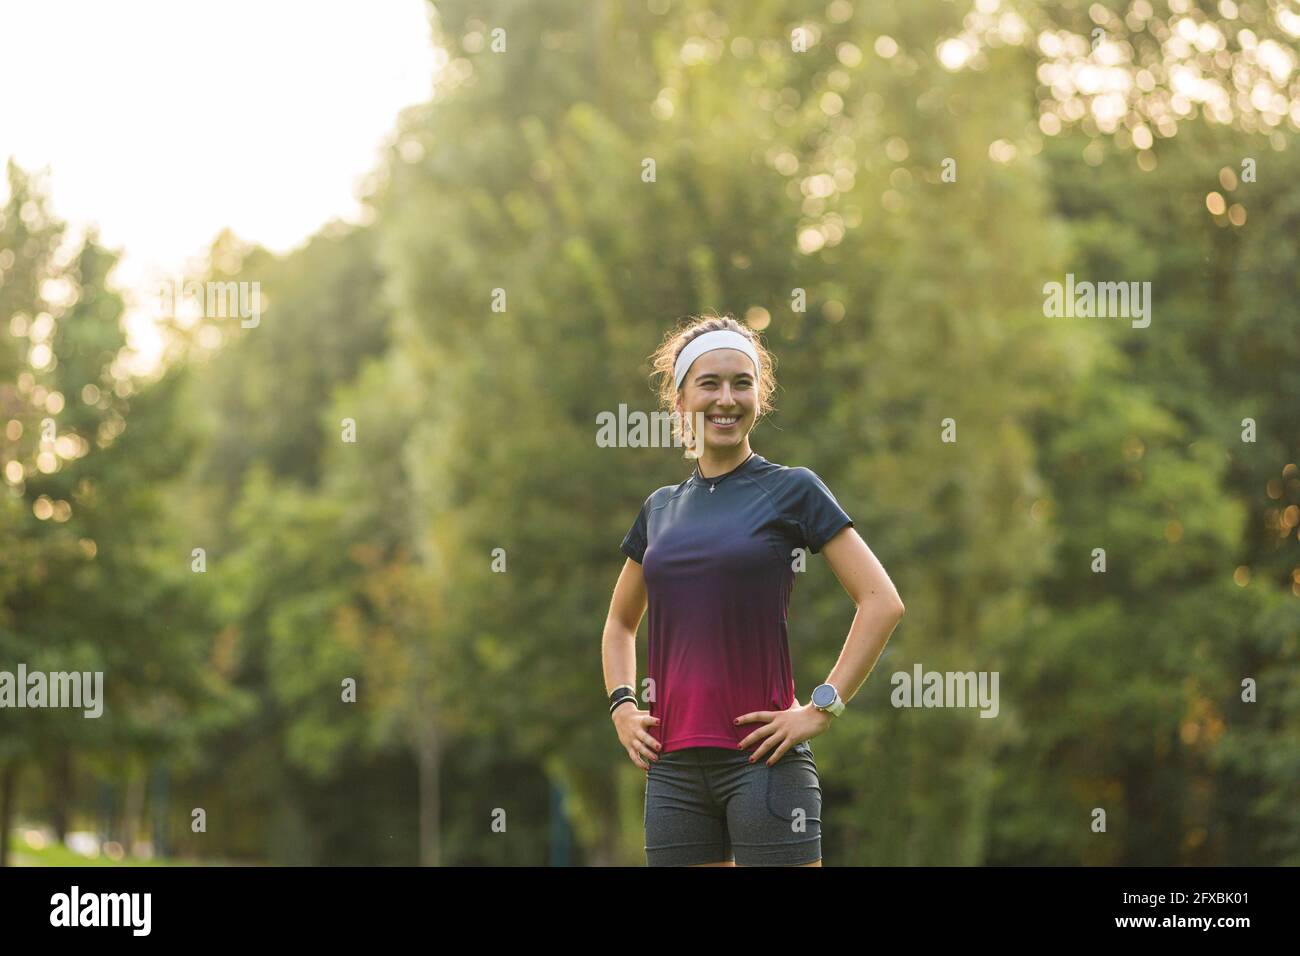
[{"xmin": 1, "ymin": 0, "xmax": 1298, "ymax": 866}]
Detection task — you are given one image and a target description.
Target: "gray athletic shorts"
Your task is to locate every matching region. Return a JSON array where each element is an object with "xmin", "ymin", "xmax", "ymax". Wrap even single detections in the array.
[{"xmin": 643, "ymin": 740, "xmax": 822, "ymax": 866}]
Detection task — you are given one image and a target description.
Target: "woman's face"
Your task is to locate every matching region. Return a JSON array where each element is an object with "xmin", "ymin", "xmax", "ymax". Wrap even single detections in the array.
[{"xmin": 675, "ymin": 348, "xmax": 758, "ymax": 453}]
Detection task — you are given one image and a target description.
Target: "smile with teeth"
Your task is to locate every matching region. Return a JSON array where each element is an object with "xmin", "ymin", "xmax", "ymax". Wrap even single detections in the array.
[{"xmin": 707, "ymin": 414, "xmax": 740, "ymax": 426}]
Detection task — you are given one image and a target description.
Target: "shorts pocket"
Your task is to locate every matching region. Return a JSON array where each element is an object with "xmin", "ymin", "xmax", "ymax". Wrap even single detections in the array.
[{"xmin": 764, "ymin": 746, "xmax": 822, "ymax": 828}]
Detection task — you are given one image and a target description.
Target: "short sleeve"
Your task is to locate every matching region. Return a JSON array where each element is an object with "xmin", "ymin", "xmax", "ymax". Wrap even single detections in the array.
[
  {"xmin": 620, "ymin": 496, "xmax": 650, "ymax": 564},
  {"xmin": 791, "ymin": 468, "xmax": 854, "ymax": 554}
]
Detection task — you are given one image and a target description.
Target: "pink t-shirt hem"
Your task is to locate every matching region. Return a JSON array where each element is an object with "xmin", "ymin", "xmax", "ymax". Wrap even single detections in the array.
[{"xmin": 658, "ymin": 734, "xmax": 754, "ymax": 754}]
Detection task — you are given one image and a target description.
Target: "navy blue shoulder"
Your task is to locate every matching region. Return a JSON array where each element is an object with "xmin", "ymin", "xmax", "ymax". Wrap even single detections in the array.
[{"xmin": 743, "ymin": 460, "xmax": 855, "ymax": 554}]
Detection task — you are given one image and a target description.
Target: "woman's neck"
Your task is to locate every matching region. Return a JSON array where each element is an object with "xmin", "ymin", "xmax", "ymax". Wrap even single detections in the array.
[{"xmin": 695, "ymin": 443, "xmax": 754, "ymax": 479}]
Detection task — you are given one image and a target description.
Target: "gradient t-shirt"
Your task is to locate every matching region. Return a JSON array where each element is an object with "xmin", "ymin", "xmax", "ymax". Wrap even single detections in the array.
[{"xmin": 619, "ymin": 453, "xmax": 854, "ymax": 754}]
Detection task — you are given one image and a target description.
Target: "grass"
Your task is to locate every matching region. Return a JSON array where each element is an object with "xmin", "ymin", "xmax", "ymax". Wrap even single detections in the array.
[{"xmin": 7, "ymin": 833, "xmax": 193, "ymax": 867}]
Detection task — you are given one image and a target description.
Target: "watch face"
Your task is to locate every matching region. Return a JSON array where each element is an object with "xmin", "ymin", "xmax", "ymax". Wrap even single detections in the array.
[{"xmin": 812, "ymin": 684, "xmax": 836, "ymax": 708}]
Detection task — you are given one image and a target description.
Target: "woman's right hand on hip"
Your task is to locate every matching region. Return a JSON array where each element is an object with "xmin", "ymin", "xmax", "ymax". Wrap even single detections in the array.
[{"xmin": 613, "ymin": 706, "xmax": 662, "ymax": 770}]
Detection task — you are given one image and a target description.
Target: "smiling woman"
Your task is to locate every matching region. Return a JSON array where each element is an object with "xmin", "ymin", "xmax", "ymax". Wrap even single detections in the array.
[
  {"xmin": 649, "ymin": 315, "xmax": 778, "ymax": 455},
  {"xmin": 601, "ymin": 312, "xmax": 907, "ymax": 867}
]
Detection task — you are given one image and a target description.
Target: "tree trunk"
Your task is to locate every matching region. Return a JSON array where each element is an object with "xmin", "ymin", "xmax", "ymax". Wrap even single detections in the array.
[
  {"xmin": 415, "ymin": 714, "xmax": 440, "ymax": 867},
  {"xmin": 123, "ymin": 765, "xmax": 146, "ymax": 857},
  {"xmin": 51, "ymin": 748, "xmax": 72, "ymax": 843},
  {"xmin": 0, "ymin": 759, "xmax": 20, "ymax": 868}
]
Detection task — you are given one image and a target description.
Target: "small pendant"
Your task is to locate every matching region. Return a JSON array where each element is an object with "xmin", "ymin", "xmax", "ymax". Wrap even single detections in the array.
[{"xmin": 709, "ymin": 483, "xmax": 716, "ymax": 493}]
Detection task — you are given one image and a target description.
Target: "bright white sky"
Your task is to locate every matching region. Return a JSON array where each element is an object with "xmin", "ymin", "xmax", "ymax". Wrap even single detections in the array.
[{"xmin": 0, "ymin": 0, "xmax": 441, "ymax": 373}]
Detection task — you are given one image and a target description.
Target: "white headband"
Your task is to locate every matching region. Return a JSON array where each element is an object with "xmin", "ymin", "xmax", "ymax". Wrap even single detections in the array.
[{"xmin": 673, "ymin": 329, "xmax": 760, "ymax": 390}]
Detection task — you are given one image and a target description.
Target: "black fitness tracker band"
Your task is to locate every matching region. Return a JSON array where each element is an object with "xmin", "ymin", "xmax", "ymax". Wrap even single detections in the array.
[{"xmin": 609, "ymin": 685, "xmax": 636, "ymax": 716}]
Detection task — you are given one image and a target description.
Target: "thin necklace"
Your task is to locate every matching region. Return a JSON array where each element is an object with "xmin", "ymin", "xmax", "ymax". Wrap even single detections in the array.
[{"xmin": 695, "ymin": 450, "xmax": 755, "ymax": 493}]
